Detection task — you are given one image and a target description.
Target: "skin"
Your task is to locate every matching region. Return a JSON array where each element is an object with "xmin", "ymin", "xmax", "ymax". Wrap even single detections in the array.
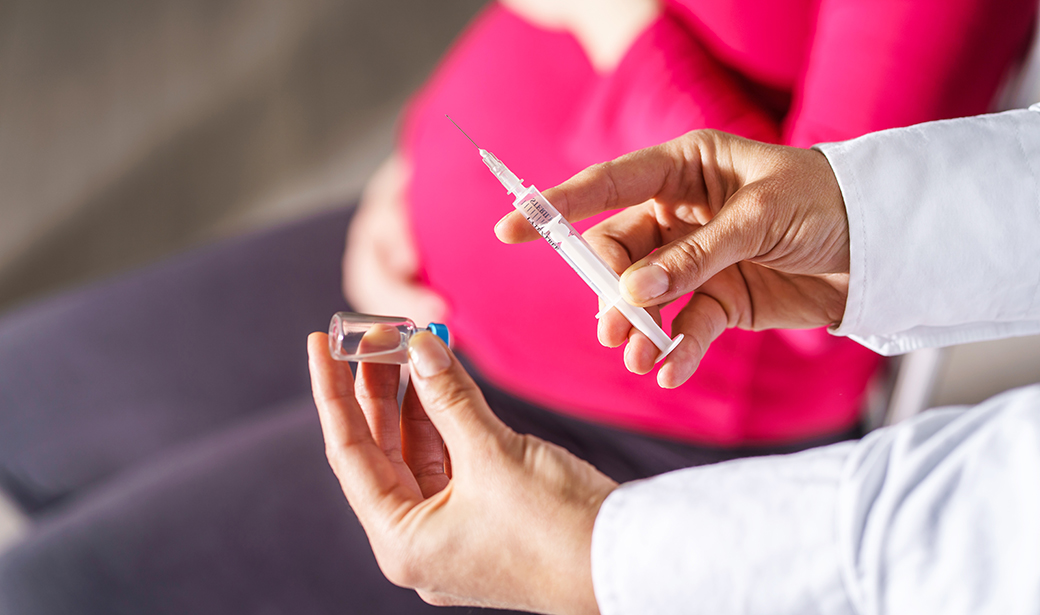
[
  {"xmin": 341, "ymin": 0, "xmax": 660, "ymax": 321},
  {"xmin": 500, "ymin": 0, "xmax": 660, "ymax": 73},
  {"xmin": 317, "ymin": 129, "xmax": 852, "ymax": 613}
]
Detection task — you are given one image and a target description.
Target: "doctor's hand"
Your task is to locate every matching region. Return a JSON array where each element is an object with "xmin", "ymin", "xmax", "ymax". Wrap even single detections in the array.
[
  {"xmin": 495, "ymin": 130, "xmax": 850, "ymax": 388},
  {"xmin": 307, "ymin": 332, "xmax": 616, "ymax": 615}
]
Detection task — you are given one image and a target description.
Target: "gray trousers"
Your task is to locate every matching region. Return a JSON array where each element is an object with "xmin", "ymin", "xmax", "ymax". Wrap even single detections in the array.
[{"xmin": 0, "ymin": 207, "xmax": 856, "ymax": 614}]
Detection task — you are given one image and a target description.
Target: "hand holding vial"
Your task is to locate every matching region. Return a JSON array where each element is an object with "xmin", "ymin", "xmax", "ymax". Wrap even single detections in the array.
[{"xmin": 308, "ymin": 330, "xmax": 615, "ymax": 615}]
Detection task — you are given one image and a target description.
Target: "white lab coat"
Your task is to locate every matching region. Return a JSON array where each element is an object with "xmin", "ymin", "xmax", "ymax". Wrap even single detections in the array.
[{"xmin": 590, "ymin": 106, "xmax": 1040, "ymax": 615}]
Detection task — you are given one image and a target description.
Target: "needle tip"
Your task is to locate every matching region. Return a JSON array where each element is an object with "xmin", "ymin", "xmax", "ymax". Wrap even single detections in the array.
[{"xmin": 446, "ymin": 115, "xmax": 480, "ymax": 149}]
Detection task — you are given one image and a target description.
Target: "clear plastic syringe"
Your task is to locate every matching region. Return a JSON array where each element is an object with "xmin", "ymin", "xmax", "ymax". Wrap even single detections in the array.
[{"xmin": 449, "ymin": 117, "xmax": 683, "ymax": 362}]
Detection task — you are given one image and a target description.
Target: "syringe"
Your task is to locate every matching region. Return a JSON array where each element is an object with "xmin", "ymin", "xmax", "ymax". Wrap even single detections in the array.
[{"xmin": 449, "ymin": 117, "xmax": 683, "ymax": 362}]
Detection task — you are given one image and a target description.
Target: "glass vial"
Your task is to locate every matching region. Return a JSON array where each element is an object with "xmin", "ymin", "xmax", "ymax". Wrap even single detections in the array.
[{"xmin": 328, "ymin": 312, "xmax": 451, "ymax": 364}]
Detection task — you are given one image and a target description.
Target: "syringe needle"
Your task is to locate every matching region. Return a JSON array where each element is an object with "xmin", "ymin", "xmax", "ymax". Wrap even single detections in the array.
[{"xmin": 446, "ymin": 115, "xmax": 480, "ymax": 149}]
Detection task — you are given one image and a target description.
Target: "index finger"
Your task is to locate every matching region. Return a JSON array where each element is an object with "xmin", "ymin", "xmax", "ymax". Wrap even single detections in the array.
[
  {"xmin": 307, "ymin": 333, "xmax": 421, "ymax": 522},
  {"xmin": 494, "ymin": 138, "xmax": 701, "ymax": 244}
]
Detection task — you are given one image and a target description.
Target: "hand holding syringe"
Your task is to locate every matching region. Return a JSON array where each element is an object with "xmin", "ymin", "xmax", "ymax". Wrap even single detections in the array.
[{"xmin": 449, "ymin": 117, "xmax": 684, "ymax": 363}]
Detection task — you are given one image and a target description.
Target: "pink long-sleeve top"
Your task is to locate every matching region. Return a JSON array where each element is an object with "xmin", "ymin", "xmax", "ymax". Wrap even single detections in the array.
[{"xmin": 400, "ymin": 0, "xmax": 1035, "ymax": 445}]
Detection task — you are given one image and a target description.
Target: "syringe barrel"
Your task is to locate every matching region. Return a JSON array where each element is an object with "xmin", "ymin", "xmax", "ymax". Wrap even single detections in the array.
[
  {"xmin": 512, "ymin": 187, "xmax": 681, "ymax": 360},
  {"xmin": 558, "ymin": 232, "xmax": 675, "ymax": 353},
  {"xmin": 513, "ymin": 186, "xmax": 558, "ymax": 228}
]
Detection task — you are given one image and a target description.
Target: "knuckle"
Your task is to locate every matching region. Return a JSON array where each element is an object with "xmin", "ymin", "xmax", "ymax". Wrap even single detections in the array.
[
  {"xmin": 683, "ymin": 324, "xmax": 711, "ymax": 360},
  {"xmin": 596, "ymin": 240, "xmax": 633, "ymax": 274},
  {"xmin": 323, "ymin": 443, "xmax": 348, "ymax": 471},
  {"xmin": 424, "ymin": 376, "xmax": 479, "ymax": 416},
  {"xmin": 664, "ymin": 237, "xmax": 707, "ymax": 287},
  {"xmin": 579, "ymin": 159, "xmax": 620, "ymax": 212},
  {"xmin": 601, "ymin": 166, "xmax": 621, "ymax": 211},
  {"xmin": 740, "ymin": 187, "xmax": 770, "ymax": 217},
  {"xmin": 730, "ymin": 190, "xmax": 774, "ymax": 256}
]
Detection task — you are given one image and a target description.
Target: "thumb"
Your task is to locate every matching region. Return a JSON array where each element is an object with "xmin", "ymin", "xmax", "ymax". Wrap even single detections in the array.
[
  {"xmin": 619, "ymin": 190, "xmax": 763, "ymax": 305},
  {"xmin": 407, "ymin": 332, "xmax": 508, "ymax": 454}
]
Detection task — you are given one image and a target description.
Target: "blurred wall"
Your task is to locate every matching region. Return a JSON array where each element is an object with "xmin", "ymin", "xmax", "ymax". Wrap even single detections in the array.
[
  {"xmin": 933, "ymin": 336, "xmax": 1040, "ymax": 407},
  {"xmin": 0, "ymin": 0, "xmax": 484, "ymax": 312}
]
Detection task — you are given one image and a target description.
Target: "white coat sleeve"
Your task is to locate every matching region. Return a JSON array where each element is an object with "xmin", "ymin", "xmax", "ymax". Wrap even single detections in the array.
[
  {"xmin": 820, "ymin": 106, "xmax": 1040, "ymax": 355},
  {"xmin": 591, "ymin": 386, "xmax": 1040, "ymax": 615},
  {"xmin": 591, "ymin": 108, "xmax": 1040, "ymax": 614}
]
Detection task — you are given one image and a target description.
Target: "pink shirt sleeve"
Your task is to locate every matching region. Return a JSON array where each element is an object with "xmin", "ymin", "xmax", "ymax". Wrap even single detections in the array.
[{"xmin": 784, "ymin": 0, "xmax": 1037, "ymax": 147}]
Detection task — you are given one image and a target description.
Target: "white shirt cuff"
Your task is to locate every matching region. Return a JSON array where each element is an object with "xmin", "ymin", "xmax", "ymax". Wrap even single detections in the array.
[{"xmin": 816, "ymin": 108, "xmax": 1040, "ymax": 355}]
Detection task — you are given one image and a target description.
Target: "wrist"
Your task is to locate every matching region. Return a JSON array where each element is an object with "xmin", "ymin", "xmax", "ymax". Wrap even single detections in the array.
[{"xmin": 550, "ymin": 483, "xmax": 614, "ymax": 615}]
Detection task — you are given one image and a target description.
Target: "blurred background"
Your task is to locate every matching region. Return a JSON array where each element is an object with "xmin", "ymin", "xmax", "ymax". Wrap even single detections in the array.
[
  {"xmin": 1, "ymin": 0, "xmax": 1039, "ymax": 556},
  {"xmin": 0, "ymin": 0, "xmax": 483, "ymax": 311}
]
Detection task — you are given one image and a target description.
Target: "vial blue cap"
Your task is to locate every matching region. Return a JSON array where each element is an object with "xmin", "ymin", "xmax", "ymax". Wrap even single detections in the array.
[{"xmin": 427, "ymin": 323, "xmax": 451, "ymax": 347}]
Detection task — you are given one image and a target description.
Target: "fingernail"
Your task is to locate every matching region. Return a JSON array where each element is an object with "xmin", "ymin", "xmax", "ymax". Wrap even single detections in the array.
[
  {"xmin": 493, "ymin": 215, "xmax": 509, "ymax": 235},
  {"xmin": 409, "ymin": 332, "xmax": 452, "ymax": 377},
  {"xmin": 624, "ymin": 264, "xmax": 669, "ymax": 303}
]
